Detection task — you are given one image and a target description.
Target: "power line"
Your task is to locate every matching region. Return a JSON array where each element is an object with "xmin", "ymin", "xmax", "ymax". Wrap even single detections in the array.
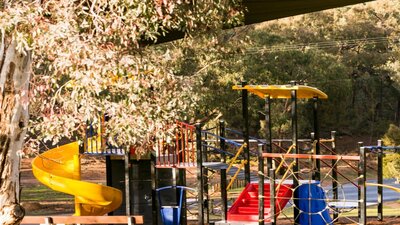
[{"xmin": 242, "ymin": 36, "xmax": 397, "ymax": 54}]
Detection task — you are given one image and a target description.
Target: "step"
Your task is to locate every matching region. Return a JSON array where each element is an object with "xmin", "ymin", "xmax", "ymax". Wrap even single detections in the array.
[
  {"xmin": 246, "ymin": 190, "xmax": 289, "ymax": 199},
  {"xmin": 252, "ymin": 187, "xmax": 292, "ymax": 192},
  {"xmin": 246, "ymin": 199, "xmax": 271, "ymax": 207},
  {"xmin": 227, "ymin": 183, "xmax": 293, "ymax": 222},
  {"xmin": 243, "ymin": 198, "xmax": 288, "ymax": 206},
  {"xmin": 227, "ymin": 214, "xmax": 272, "ymax": 223},
  {"xmin": 215, "ymin": 220, "xmax": 272, "ymax": 225},
  {"xmin": 237, "ymin": 206, "xmax": 271, "ymax": 214}
]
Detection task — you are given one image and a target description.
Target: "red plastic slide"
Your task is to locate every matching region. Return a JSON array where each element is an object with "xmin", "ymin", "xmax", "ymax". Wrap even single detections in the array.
[{"xmin": 227, "ymin": 183, "xmax": 292, "ymax": 222}]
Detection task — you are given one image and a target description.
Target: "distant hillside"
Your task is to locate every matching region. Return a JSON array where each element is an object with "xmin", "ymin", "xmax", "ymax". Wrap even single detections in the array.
[{"xmin": 192, "ymin": 0, "xmax": 400, "ymax": 140}]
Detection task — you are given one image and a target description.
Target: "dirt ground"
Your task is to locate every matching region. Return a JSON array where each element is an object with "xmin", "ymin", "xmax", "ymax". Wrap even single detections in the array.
[{"xmin": 20, "ymin": 156, "xmax": 106, "ymax": 215}]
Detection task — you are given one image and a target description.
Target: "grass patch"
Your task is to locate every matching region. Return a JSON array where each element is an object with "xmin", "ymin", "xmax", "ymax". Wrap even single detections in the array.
[
  {"xmin": 278, "ymin": 203, "xmax": 400, "ymax": 219},
  {"xmin": 341, "ymin": 204, "xmax": 400, "ymax": 217},
  {"xmin": 21, "ymin": 184, "xmax": 73, "ymax": 202}
]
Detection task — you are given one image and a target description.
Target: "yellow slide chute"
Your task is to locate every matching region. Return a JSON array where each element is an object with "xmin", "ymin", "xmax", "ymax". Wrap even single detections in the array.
[{"xmin": 32, "ymin": 141, "xmax": 122, "ymax": 216}]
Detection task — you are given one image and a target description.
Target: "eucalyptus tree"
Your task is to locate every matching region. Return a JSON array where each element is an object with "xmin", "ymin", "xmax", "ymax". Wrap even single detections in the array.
[{"xmin": 0, "ymin": 0, "xmax": 243, "ymax": 224}]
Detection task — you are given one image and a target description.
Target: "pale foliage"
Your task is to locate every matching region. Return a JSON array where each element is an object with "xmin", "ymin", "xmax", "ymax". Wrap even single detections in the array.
[
  {"xmin": 382, "ymin": 124, "xmax": 400, "ymax": 146},
  {"xmin": 383, "ymin": 153, "xmax": 400, "ymax": 183},
  {"xmin": 1, "ymin": 0, "xmax": 244, "ymax": 155}
]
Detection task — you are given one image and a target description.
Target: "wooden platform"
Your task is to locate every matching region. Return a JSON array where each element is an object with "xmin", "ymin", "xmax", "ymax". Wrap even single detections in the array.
[
  {"xmin": 21, "ymin": 216, "xmax": 143, "ymax": 224},
  {"xmin": 214, "ymin": 220, "xmax": 271, "ymax": 225}
]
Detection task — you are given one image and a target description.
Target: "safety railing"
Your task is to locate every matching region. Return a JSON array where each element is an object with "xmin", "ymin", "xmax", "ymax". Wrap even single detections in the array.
[
  {"xmin": 82, "ymin": 122, "xmax": 125, "ymax": 155},
  {"xmin": 226, "ymin": 143, "xmax": 246, "ymax": 173},
  {"xmin": 261, "ymin": 152, "xmax": 364, "ymax": 225},
  {"xmin": 226, "ymin": 160, "xmax": 247, "ymax": 190},
  {"xmin": 363, "ymin": 141, "xmax": 400, "ymax": 222},
  {"xmin": 156, "ymin": 121, "xmax": 196, "ymax": 168}
]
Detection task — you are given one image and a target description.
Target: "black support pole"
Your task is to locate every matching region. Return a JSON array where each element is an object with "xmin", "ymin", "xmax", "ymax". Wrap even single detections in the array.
[
  {"xmin": 124, "ymin": 148, "xmax": 131, "ymax": 215},
  {"xmin": 202, "ymin": 133, "xmax": 209, "ymax": 224},
  {"xmin": 265, "ymin": 96, "xmax": 273, "ymax": 170},
  {"xmin": 242, "ymin": 81, "xmax": 251, "ymax": 184},
  {"xmin": 152, "ymin": 158, "xmax": 157, "ymax": 225},
  {"xmin": 221, "ymin": 168, "xmax": 227, "ymax": 222},
  {"xmin": 357, "ymin": 142, "xmax": 362, "ymax": 221},
  {"xmin": 258, "ymin": 144, "xmax": 265, "ymax": 225},
  {"xmin": 270, "ymin": 168, "xmax": 276, "ymax": 225},
  {"xmin": 219, "ymin": 120, "xmax": 226, "ymax": 163},
  {"xmin": 106, "ymin": 155, "xmax": 112, "ymax": 185},
  {"xmin": 377, "ymin": 139, "xmax": 383, "ymax": 221},
  {"xmin": 312, "ymin": 97, "xmax": 321, "ymax": 181},
  {"xmin": 106, "ymin": 155, "xmax": 113, "ymax": 215},
  {"xmin": 291, "ymin": 86, "xmax": 299, "ymax": 224},
  {"xmin": 358, "ymin": 143, "xmax": 366, "ymax": 225},
  {"xmin": 196, "ymin": 123, "xmax": 204, "ymax": 225},
  {"xmin": 331, "ymin": 131, "xmax": 338, "ymax": 221}
]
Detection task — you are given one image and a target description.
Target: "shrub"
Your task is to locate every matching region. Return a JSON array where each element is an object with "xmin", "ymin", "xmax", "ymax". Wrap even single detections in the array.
[
  {"xmin": 382, "ymin": 124, "xmax": 400, "ymax": 146},
  {"xmin": 383, "ymin": 153, "xmax": 400, "ymax": 183}
]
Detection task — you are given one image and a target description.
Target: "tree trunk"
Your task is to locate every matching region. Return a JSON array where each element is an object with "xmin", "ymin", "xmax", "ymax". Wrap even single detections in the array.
[{"xmin": 0, "ymin": 31, "xmax": 31, "ymax": 225}]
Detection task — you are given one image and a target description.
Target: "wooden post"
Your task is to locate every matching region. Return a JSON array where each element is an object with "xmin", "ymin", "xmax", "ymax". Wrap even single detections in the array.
[
  {"xmin": 127, "ymin": 216, "xmax": 136, "ymax": 225},
  {"xmin": 44, "ymin": 217, "xmax": 54, "ymax": 225},
  {"xmin": 21, "ymin": 216, "xmax": 144, "ymax": 224}
]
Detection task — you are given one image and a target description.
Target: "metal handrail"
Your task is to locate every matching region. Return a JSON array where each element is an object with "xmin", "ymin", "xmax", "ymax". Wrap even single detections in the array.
[
  {"xmin": 226, "ymin": 143, "xmax": 247, "ymax": 174},
  {"xmin": 226, "ymin": 160, "xmax": 248, "ymax": 190},
  {"xmin": 275, "ymin": 144, "xmax": 296, "ymax": 175},
  {"xmin": 275, "ymin": 160, "xmax": 296, "ymax": 193}
]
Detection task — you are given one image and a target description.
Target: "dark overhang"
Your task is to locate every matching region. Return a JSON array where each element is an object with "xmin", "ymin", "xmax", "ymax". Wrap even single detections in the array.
[
  {"xmin": 148, "ymin": 0, "xmax": 375, "ymax": 44},
  {"xmin": 244, "ymin": 0, "xmax": 375, "ymax": 24}
]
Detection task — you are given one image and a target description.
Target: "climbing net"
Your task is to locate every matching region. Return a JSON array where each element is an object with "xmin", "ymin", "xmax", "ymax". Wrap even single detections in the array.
[{"xmin": 260, "ymin": 150, "xmax": 363, "ymax": 225}]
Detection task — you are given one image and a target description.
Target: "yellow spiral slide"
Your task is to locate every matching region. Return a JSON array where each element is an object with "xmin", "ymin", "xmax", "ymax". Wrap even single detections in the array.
[{"xmin": 32, "ymin": 141, "xmax": 122, "ymax": 216}]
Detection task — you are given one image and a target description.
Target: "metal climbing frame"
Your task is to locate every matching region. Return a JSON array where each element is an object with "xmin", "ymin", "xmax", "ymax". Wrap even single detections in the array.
[
  {"xmin": 261, "ymin": 151, "xmax": 366, "ymax": 225},
  {"xmin": 233, "ymin": 82, "xmax": 329, "ymax": 223},
  {"xmin": 363, "ymin": 141, "xmax": 400, "ymax": 222}
]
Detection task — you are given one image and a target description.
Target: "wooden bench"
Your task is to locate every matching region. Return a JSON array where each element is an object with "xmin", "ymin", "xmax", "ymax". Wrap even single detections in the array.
[{"xmin": 21, "ymin": 216, "xmax": 143, "ymax": 224}]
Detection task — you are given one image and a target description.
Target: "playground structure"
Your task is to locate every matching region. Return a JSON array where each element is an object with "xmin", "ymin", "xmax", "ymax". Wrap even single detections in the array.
[
  {"xmin": 31, "ymin": 141, "xmax": 122, "ymax": 216},
  {"xmin": 27, "ymin": 140, "xmax": 143, "ymax": 224},
  {"xmin": 28, "ymin": 82, "xmax": 400, "ymax": 225}
]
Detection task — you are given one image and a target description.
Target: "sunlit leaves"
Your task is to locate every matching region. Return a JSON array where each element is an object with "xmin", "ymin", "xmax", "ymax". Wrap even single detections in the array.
[{"xmin": 1, "ymin": 0, "xmax": 244, "ymax": 155}]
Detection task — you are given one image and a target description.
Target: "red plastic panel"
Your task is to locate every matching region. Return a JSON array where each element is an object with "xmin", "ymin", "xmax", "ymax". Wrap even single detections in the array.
[{"xmin": 227, "ymin": 183, "xmax": 293, "ymax": 222}]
